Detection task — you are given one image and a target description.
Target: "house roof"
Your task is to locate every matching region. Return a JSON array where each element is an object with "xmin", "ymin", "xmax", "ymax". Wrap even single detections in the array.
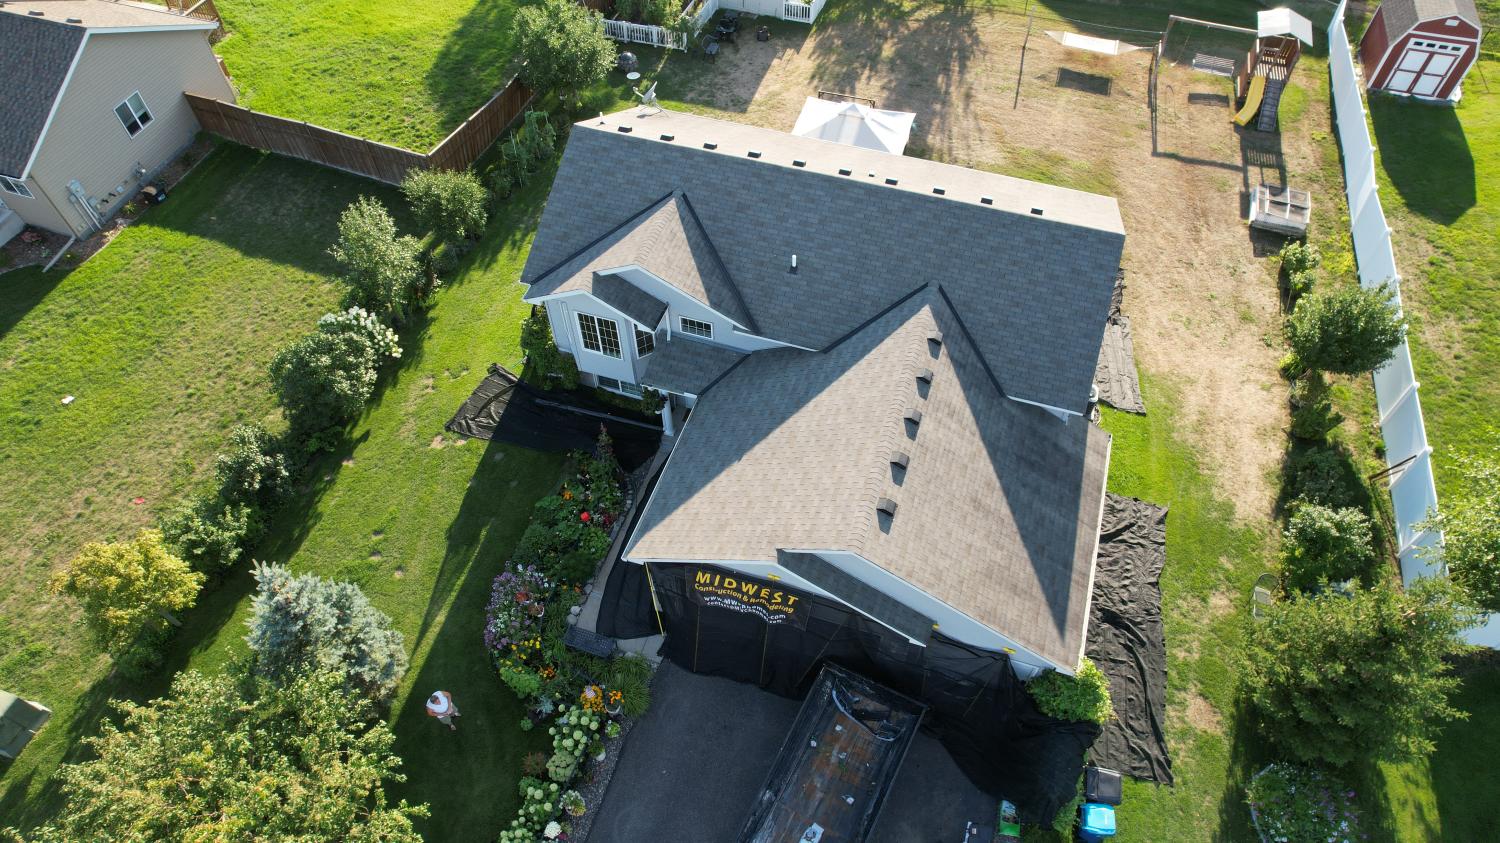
[
  {"xmin": 523, "ymin": 108, "xmax": 1125, "ymax": 415},
  {"xmin": 639, "ymin": 335, "xmax": 747, "ymax": 395},
  {"xmin": 527, "ymin": 190, "xmax": 758, "ymax": 332},
  {"xmin": 625, "ymin": 286, "xmax": 1110, "ymax": 668},
  {"xmin": 1380, "ymin": 0, "xmax": 1481, "ymax": 35},
  {"xmin": 0, "ymin": 0, "xmax": 213, "ymax": 178},
  {"xmin": 591, "ymin": 273, "xmax": 667, "ymax": 328}
]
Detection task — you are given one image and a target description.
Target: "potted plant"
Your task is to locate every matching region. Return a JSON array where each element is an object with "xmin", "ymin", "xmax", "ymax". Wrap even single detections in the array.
[
  {"xmin": 606, "ymin": 688, "xmax": 623, "ymax": 716},
  {"xmin": 562, "ymin": 790, "xmax": 587, "ymax": 817}
]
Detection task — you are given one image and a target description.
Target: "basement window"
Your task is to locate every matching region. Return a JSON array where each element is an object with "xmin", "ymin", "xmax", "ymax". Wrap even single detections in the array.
[
  {"xmin": 578, "ymin": 312, "xmax": 622, "ymax": 358},
  {"xmin": 0, "ymin": 176, "xmax": 32, "ymax": 198},
  {"xmin": 679, "ymin": 316, "xmax": 713, "ymax": 339},
  {"xmin": 114, "ymin": 92, "xmax": 153, "ymax": 137}
]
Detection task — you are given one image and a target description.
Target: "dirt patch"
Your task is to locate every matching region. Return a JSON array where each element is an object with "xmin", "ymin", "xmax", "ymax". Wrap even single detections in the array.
[
  {"xmin": 1182, "ymin": 691, "xmax": 1224, "ymax": 735},
  {"xmin": 668, "ymin": 5, "xmax": 1307, "ymax": 520},
  {"xmin": 1208, "ymin": 589, "xmax": 1234, "ymax": 617}
]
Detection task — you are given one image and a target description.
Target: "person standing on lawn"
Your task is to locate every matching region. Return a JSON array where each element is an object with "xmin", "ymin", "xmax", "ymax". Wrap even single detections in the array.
[{"xmin": 426, "ymin": 690, "xmax": 460, "ymax": 730}]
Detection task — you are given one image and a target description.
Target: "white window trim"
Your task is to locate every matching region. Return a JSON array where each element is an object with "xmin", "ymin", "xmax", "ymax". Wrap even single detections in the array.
[
  {"xmin": 0, "ymin": 176, "xmax": 32, "ymax": 199},
  {"xmin": 635, "ymin": 328, "xmax": 656, "ymax": 357},
  {"xmin": 679, "ymin": 316, "xmax": 713, "ymax": 339},
  {"xmin": 577, "ymin": 312, "xmax": 622, "ymax": 359},
  {"xmin": 115, "ymin": 91, "xmax": 154, "ymax": 138}
]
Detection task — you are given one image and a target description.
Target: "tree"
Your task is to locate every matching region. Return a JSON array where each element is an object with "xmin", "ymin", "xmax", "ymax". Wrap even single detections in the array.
[
  {"xmin": 329, "ymin": 196, "xmax": 424, "ymax": 319},
  {"xmin": 268, "ymin": 309, "xmax": 399, "ymax": 435},
  {"xmin": 214, "ymin": 422, "xmax": 291, "ymax": 509},
  {"xmin": 1284, "ymin": 283, "xmax": 1405, "ymax": 375},
  {"xmin": 515, "ymin": 0, "xmax": 614, "ymax": 104},
  {"xmin": 25, "ymin": 667, "xmax": 425, "ymax": 842},
  {"xmin": 400, "ymin": 169, "xmax": 488, "ymax": 245},
  {"xmin": 1420, "ymin": 446, "xmax": 1500, "ymax": 613},
  {"xmin": 49, "ymin": 529, "xmax": 203, "ymax": 656},
  {"xmin": 1280, "ymin": 502, "xmax": 1377, "ymax": 593},
  {"xmin": 158, "ymin": 497, "xmax": 257, "ymax": 575},
  {"xmin": 1243, "ymin": 578, "xmax": 1477, "ymax": 767},
  {"xmin": 246, "ymin": 562, "xmax": 408, "ymax": 702}
]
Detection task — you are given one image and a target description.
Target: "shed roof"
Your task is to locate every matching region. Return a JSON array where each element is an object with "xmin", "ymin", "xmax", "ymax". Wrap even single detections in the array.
[
  {"xmin": 626, "ymin": 287, "xmax": 1110, "ymax": 668},
  {"xmin": 523, "ymin": 109, "xmax": 1124, "ymax": 415},
  {"xmin": 1380, "ymin": 0, "xmax": 1481, "ymax": 35}
]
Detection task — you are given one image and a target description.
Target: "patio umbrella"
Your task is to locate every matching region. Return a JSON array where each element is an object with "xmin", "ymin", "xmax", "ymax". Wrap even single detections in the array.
[{"xmin": 791, "ymin": 97, "xmax": 915, "ymax": 155}]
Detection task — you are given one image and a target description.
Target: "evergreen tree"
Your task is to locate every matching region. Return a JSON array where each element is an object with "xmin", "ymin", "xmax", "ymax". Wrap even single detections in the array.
[{"xmin": 246, "ymin": 562, "xmax": 408, "ymax": 702}]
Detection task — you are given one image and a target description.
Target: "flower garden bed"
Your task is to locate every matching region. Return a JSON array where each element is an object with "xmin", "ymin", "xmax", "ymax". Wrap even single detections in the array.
[
  {"xmin": 485, "ymin": 430, "xmax": 656, "ymax": 841},
  {"xmin": 1247, "ymin": 763, "xmax": 1364, "ymax": 843}
]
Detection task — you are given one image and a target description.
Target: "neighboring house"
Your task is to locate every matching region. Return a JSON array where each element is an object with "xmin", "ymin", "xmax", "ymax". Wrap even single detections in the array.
[
  {"xmin": 1359, "ymin": 0, "xmax": 1482, "ymax": 101},
  {"xmin": 522, "ymin": 108, "xmax": 1124, "ymax": 679},
  {"xmin": 0, "ymin": 0, "xmax": 233, "ymax": 245}
]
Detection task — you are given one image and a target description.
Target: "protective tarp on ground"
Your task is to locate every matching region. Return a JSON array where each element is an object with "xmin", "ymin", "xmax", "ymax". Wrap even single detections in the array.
[
  {"xmin": 647, "ymin": 562, "xmax": 1099, "ymax": 824},
  {"xmin": 740, "ymin": 664, "xmax": 925, "ymax": 843},
  {"xmin": 445, "ymin": 365, "xmax": 661, "ymax": 471},
  {"xmin": 1095, "ymin": 316, "xmax": 1145, "ymax": 414},
  {"xmin": 1085, "ymin": 494, "xmax": 1172, "ymax": 784}
]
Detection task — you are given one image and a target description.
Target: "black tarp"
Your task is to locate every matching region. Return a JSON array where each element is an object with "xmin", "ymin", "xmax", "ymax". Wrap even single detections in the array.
[
  {"xmin": 1085, "ymin": 494, "xmax": 1172, "ymax": 784},
  {"xmin": 445, "ymin": 365, "xmax": 660, "ymax": 471},
  {"xmin": 648, "ymin": 563, "xmax": 1100, "ymax": 825}
]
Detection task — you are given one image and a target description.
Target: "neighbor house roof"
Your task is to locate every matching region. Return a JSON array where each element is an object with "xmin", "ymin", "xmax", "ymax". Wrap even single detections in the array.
[
  {"xmin": 0, "ymin": 0, "xmax": 215, "ymax": 178},
  {"xmin": 626, "ymin": 286, "xmax": 1110, "ymax": 668},
  {"xmin": 639, "ymin": 336, "xmax": 747, "ymax": 395},
  {"xmin": 1381, "ymin": 0, "xmax": 1481, "ymax": 35},
  {"xmin": 523, "ymin": 109, "xmax": 1125, "ymax": 415}
]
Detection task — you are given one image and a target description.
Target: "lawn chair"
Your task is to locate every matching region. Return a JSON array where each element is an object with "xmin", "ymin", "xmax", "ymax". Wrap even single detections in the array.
[
  {"xmin": 1251, "ymin": 573, "xmax": 1278, "ymax": 620},
  {"xmin": 700, "ymin": 36, "xmax": 720, "ymax": 63},
  {"xmin": 0, "ymin": 691, "xmax": 52, "ymax": 760}
]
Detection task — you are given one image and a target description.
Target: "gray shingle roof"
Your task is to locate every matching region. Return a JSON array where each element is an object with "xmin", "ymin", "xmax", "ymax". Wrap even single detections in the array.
[
  {"xmin": 524, "ymin": 109, "xmax": 1125, "ymax": 415},
  {"xmin": 527, "ymin": 190, "xmax": 757, "ymax": 331},
  {"xmin": 592, "ymin": 273, "xmax": 667, "ymax": 328},
  {"xmin": 639, "ymin": 336, "xmax": 747, "ymax": 395},
  {"xmin": 0, "ymin": 12, "xmax": 84, "ymax": 177},
  {"xmin": 1381, "ymin": 0, "xmax": 1481, "ymax": 36},
  {"xmin": 625, "ymin": 287, "xmax": 1110, "ymax": 668}
]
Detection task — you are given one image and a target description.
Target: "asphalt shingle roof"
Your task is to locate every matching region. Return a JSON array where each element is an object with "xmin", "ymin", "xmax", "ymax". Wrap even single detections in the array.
[
  {"xmin": 0, "ymin": 11, "xmax": 84, "ymax": 177},
  {"xmin": 523, "ymin": 109, "xmax": 1125, "ymax": 415},
  {"xmin": 639, "ymin": 336, "xmax": 747, "ymax": 395},
  {"xmin": 1381, "ymin": 0, "xmax": 1481, "ymax": 36},
  {"xmin": 626, "ymin": 287, "xmax": 1110, "ymax": 667},
  {"xmin": 592, "ymin": 273, "xmax": 667, "ymax": 328}
]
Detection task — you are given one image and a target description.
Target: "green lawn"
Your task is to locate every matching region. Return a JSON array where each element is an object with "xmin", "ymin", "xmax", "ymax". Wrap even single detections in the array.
[
  {"xmin": 213, "ymin": 0, "xmax": 527, "ymax": 149},
  {"xmin": 0, "ymin": 143, "xmax": 561, "ymax": 838}
]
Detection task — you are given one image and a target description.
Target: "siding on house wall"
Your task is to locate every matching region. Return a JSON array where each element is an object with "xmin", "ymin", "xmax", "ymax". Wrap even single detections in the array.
[
  {"xmin": 0, "ymin": 175, "xmax": 73, "ymax": 234},
  {"xmin": 29, "ymin": 28, "xmax": 231, "ymax": 236},
  {"xmin": 1412, "ymin": 16, "xmax": 1480, "ymax": 39},
  {"xmin": 608, "ymin": 267, "xmax": 790, "ymax": 354},
  {"xmin": 545, "ymin": 292, "xmax": 643, "ymax": 386}
]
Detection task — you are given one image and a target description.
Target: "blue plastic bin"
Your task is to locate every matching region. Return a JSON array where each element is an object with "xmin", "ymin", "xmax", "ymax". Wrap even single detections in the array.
[{"xmin": 1079, "ymin": 802, "xmax": 1117, "ymax": 841}]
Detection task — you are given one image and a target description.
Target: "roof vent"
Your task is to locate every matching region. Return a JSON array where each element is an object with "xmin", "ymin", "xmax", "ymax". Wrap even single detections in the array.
[
  {"xmin": 927, "ymin": 330, "xmax": 944, "ymax": 346},
  {"xmin": 1030, "ymin": 207, "xmax": 1044, "ymax": 216},
  {"xmin": 616, "ymin": 125, "xmax": 633, "ymax": 133},
  {"xmin": 748, "ymin": 149, "xmax": 762, "ymax": 158},
  {"xmin": 792, "ymin": 158, "xmax": 806, "ymax": 167},
  {"xmin": 66, "ymin": 16, "xmax": 81, "ymax": 21},
  {"xmin": 932, "ymin": 186, "xmax": 945, "ymax": 195},
  {"xmin": 703, "ymin": 141, "xmax": 718, "ymax": 150},
  {"xmin": 876, "ymin": 497, "xmax": 898, "ymax": 516},
  {"xmin": 884, "ymin": 177, "xmax": 899, "ymax": 186},
  {"xmin": 838, "ymin": 167, "xmax": 852, "ymax": 176},
  {"xmin": 980, "ymin": 196, "xmax": 994, "ymax": 206},
  {"xmin": 28, "ymin": 9, "xmax": 44, "ymax": 14},
  {"xmin": 659, "ymin": 133, "xmax": 675, "ymax": 141},
  {"xmin": 890, "ymin": 451, "xmax": 910, "ymax": 469},
  {"xmin": 904, "ymin": 408, "xmax": 923, "ymax": 425},
  {"xmin": 916, "ymin": 367, "xmax": 934, "ymax": 383}
]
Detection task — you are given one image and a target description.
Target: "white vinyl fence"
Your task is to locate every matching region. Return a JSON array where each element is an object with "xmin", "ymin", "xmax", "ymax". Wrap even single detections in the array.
[
  {"xmin": 1327, "ymin": 1, "xmax": 1499, "ymax": 646},
  {"xmin": 604, "ymin": 17, "xmax": 689, "ymax": 51}
]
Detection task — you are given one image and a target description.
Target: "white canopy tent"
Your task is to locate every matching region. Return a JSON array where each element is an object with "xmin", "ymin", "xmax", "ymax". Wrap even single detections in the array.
[
  {"xmin": 1257, "ymin": 8, "xmax": 1314, "ymax": 46},
  {"xmin": 791, "ymin": 97, "xmax": 916, "ymax": 155}
]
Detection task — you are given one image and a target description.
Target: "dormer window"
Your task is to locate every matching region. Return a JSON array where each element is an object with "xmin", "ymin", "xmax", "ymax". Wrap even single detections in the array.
[
  {"xmin": 636, "ymin": 328, "xmax": 656, "ymax": 356},
  {"xmin": 578, "ymin": 313, "xmax": 622, "ymax": 358},
  {"xmin": 680, "ymin": 317, "xmax": 713, "ymax": 339}
]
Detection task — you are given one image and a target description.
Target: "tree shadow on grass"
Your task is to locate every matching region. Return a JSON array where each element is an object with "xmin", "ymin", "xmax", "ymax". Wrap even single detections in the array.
[
  {"xmin": 1368, "ymin": 95, "xmax": 1476, "ymax": 225},
  {"xmin": 422, "ymin": 0, "xmax": 525, "ymax": 144}
]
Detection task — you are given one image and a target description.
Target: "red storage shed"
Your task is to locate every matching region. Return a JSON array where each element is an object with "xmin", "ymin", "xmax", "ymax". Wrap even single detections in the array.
[{"xmin": 1359, "ymin": 0, "xmax": 1483, "ymax": 101}]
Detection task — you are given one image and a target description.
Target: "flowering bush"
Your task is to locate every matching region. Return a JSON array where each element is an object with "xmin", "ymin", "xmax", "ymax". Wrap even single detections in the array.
[
  {"xmin": 496, "ymin": 776, "xmax": 563, "ymax": 843},
  {"xmin": 1247, "ymin": 763, "xmax": 1363, "ymax": 843},
  {"xmin": 546, "ymin": 703, "xmax": 602, "ymax": 782},
  {"xmin": 318, "ymin": 306, "xmax": 402, "ymax": 360},
  {"xmin": 485, "ymin": 563, "xmax": 554, "ymax": 698},
  {"xmin": 579, "ymin": 684, "xmax": 605, "ymax": 714},
  {"xmin": 561, "ymin": 790, "xmax": 586, "ymax": 817}
]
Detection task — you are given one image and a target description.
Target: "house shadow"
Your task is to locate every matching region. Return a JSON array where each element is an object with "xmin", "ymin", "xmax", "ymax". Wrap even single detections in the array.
[
  {"xmin": 1368, "ymin": 94, "xmax": 1476, "ymax": 225},
  {"xmin": 0, "ymin": 263, "xmax": 67, "ymax": 342}
]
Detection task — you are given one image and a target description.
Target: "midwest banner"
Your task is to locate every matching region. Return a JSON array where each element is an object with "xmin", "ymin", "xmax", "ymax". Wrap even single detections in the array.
[{"xmin": 689, "ymin": 568, "xmax": 810, "ymax": 628}]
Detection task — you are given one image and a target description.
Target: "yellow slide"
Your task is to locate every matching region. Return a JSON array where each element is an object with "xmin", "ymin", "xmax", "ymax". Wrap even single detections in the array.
[{"xmin": 1233, "ymin": 75, "xmax": 1266, "ymax": 126}]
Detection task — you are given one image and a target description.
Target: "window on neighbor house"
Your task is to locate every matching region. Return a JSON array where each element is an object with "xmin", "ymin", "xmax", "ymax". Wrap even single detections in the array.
[
  {"xmin": 679, "ymin": 317, "xmax": 713, "ymax": 339},
  {"xmin": 0, "ymin": 176, "xmax": 32, "ymax": 198},
  {"xmin": 577, "ymin": 313, "xmax": 621, "ymax": 358},
  {"xmin": 636, "ymin": 328, "xmax": 655, "ymax": 357},
  {"xmin": 114, "ymin": 92, "xmax": 153, "ymax": 137}
]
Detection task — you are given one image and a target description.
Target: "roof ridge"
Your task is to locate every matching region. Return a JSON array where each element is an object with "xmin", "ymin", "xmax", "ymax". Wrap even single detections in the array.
[
  {"xmin": 677, "ymin": 192, "xmax": 761, "ymax": 335},
  {"xmin": 934, "ymin": 284, "xmax": 1008, "ymax": 400}
]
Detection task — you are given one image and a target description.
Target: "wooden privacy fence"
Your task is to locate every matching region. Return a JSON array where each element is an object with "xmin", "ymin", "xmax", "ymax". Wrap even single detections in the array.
[{"xmin": 185, "ymin": 77, "xmax": 533, "ymax": 185}]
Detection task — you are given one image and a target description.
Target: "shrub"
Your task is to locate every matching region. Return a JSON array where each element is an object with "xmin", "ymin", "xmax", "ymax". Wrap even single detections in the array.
[
  {"xmin": 1280, "ymin": 502, "xmax": 1377, "ymax": 593},
  {"xmin": 158, "ymin": 497, "xmax": 257, "ymax": 575},
  {"xmin": 269, "ymin": 309, "xmax": 398, "ymax": 436},
  {"xmin": 521, "ymin": 751, "xmax": 549, "ymax": 778},
  {"xmin": 1025, "ymin": 658, "xmax": 1113, "ymax": 725},
  {"xmin": 1419, "ymin": 445, "xmax": 1500, "ymax": 613},
  {"xmin": 1284, "ymin": 283, "xmax": 1405, "ymax": 375},
  {"xmin": 515, "ymin": 0, "xmax": 615, "ymax": 104},
  {"xmin": 520, "ymin": 306, "xmax": 580, "ymax": 390},
  {"xmin": 1278, "ymin": 241, "xmax": 1321, "ymax": 299},
  {"xmin": 1287, "ymin": 377, "xmax": 1343, "ymax": 442},
  {"xmin": 401, "ymin": 169, "xmax": 488, "ymax": 244},
  {"xmin": 617, "ymin": 0, "xmax": 677, "ymax": 25},
  {"xmin": 1247, "ymin": 763, "xmax": 1361, "ymax": 843},
  {"xmin": 49, "ymin": 530, "xmax": 203, "ymax": 659},
  {"xmin": 329, "ymin": 196, "xmax": 424, "ymax": 319},
  {"xmin": 1285, "ymin": 445, "xmax": 1363, "ymax": 509},
  {"xmin": 489, "ymin": 111, "xmax": 558, "ymax": 199},
  {"xmin": 214, "ymin": 423, "xmax": 290, "ymax": 508},
  {"xmin": 1243, "ymin": 578, "xmax": 1477, "ymax": 767},
  {"xmin": 245, "ymin": 562, "xmax": 409, "ymax": 702}
]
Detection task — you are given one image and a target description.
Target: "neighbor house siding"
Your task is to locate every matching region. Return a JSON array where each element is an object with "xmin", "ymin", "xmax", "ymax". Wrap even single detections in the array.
[
  {"xmin": 1358, "ymin": 9, "xmax": 1390, "ymax": 73},
  {"xmin": 28, "ymin": 28, "xmax": 231, "ymax": 236},
  {"xmin": 1413, "ymin": 16, "xmax": 1479, "ymax": 39}
]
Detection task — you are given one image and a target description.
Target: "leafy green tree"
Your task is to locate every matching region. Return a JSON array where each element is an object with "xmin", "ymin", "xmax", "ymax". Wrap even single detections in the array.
[
  {"xmin": 158, "ymin": 497, "xmax": 258, "ymax": 575},
  {"xmin": 515, "ymin": 0, "xmax": 615, "ymax": 104},
  {"xmin": 48, "ymin": 529, "xmax": 203, "ymax": 656},
  {"xmin": 1280, "ymin": 502, "xmax": 1378, "ymax": 593},
  {"xmin": 401, "ymin": 169, "xmax": 488, "ymax": 244},
  {"xmin": 1284, "ymin": 283, "xmax": 1405, "ymax": 375},
  {"xmin": 1420, "ymin": 446, "xmax": 1500, "ymax": 613},
  {"xmin": 246, "ymin": 562, "xmax": 408, "ymax": 702},
  {"xmin": 269, "ymin": 309, "xmax": 399, "ymax": 436},
  {"xmin": 214, "ymin": 422, "xmax": 291, "ymax": 509},
  {"xmin": 1278, "ymin": 240, "xmax": 1321, "ymax": 297},
  {"xmin": 329, "ymin": 196, "xmax": 424, "ymax": 319},
  {"xmin": 1026, "ymin": 657, "xmax": 1114, "ymax": 725},
  {"xmin": 1243, "ymin": 578, "xmax": 1477, "ymax": 767},
  {"xmin": 24, "ymin": 667, "xmax": 425, "ymax": 842}
]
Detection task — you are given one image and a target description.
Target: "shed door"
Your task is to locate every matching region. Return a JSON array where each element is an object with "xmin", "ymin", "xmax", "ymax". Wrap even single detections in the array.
[{"xmin": 1386, "ymin": 40, "xmax": 1462, "ymax": 96}]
